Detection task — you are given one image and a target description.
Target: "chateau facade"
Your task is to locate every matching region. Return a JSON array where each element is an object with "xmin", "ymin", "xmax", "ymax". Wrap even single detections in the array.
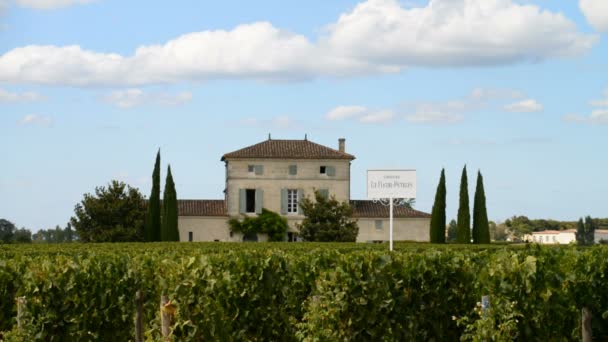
[{"xmin": 177, "ymin": 137, "xmax": 430, "ymax": 242}]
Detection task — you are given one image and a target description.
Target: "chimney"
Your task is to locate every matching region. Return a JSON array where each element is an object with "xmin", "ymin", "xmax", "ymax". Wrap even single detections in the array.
[{"xmin": 338, "ymin": 138, "xmax": 345, "ymax": 152}]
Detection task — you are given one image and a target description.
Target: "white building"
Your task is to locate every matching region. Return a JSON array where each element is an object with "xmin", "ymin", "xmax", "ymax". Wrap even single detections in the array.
[
  {"xmin": 524, "ymin": 229, "xmax": 608, "ymax": 244},
  {"xmin": 177, "ymin": 137, "xmax": 431, "ymax": 242}
]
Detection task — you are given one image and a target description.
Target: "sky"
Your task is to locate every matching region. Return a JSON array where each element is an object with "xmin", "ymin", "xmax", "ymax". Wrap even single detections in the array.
[{"xmin": 1, "ymin": 0, "xmax": 607, "ymax": 231}]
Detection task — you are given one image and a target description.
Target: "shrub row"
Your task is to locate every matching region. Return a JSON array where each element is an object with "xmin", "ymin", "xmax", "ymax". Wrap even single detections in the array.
[{"xmin": 1, "ymin": 244, "xmax": 607, "ymax": 340}]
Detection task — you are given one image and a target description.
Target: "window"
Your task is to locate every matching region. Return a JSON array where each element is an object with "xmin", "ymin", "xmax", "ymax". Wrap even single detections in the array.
[
  {"xmin": 320, "ymin": 166, "xmax": 335, "ymax": 176},
  {"xmin": 287, "ymin": 189, "xmax": 298, "ymax": 214},
  {"xmin": 248, "ymin": 165, "xmax": 255, "ymax": 173},
  {"xmin": 375, "ymin": 220, "xmax": 383, "ymax": 231},
  {"xmin": 320, "ymin": 166, "xmax": 326, "ymax": 174},
  {"xmin": 289, "ymin": 165, "xmax": 297, "ymax": 175},
  {"xmin": 246, "ymin": 189, "xmax": 256, "ymax": 213},
  {"xmin": 188, "ymin": 231, "xmax": 193, "ymax": 242},
  {"xmin": 248, "ymin": 165, "xmax": 264, "ymax": 175}
]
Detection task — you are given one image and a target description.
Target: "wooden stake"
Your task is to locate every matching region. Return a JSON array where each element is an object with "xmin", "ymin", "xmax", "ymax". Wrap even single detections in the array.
[
  {"xmin": 16, "ymin": 296, "xmax": 26, "ymax": 331},
  {"xmin": 582, "ymin": 307, "xmax": 592, "ymax": 342},
  {"xmin": 160, "ymin": 295, "xmax": 175, "ymax": 341},
  {"xmin": 135, "ymin": 290, "xmax": 143, "ymax": 342}
]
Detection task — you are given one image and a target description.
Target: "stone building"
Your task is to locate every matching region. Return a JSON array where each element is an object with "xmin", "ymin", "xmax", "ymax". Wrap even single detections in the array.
[{"xmin": 177, "ymin": 137, "xmax": 430, "ymax": 242}]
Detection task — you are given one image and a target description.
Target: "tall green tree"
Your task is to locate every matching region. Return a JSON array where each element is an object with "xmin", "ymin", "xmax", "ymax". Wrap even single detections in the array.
[
  {"xmin": 584, "ymin": 216, "xmax": 596, "ymax": 245},
  {"xmin": 472, "ymin": 170, "xmax": 490, "ymax": 244},
  {"xmin": 447, "ymin": 219, "xmax": 458, "ymax": 242},
  {"xmin": 161, "ymin": 165, "xmax": 180, "ymax": 241},
  {"xmin": 70, "ymin": 180, "xmax": 147, "ymax": 242},
  {"xmin": 456, "ymin": 165, "xmax": 471, "ymax": 243},
  {"xmin": 429, "ymin": 169, "xmax": 446, "ymax": 243},
  {"xmin": 145, "ymin": 150, "xmax": 161, "ymax": 242}
]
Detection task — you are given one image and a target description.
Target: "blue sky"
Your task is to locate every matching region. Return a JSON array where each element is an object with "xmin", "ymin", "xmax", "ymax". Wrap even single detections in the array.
[{"xmin": 1, "ymin": 0, "xmax": 607, "ymax": 231}]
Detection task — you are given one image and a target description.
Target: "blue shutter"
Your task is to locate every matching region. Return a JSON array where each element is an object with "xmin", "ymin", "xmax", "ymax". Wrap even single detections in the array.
[
  {"xmin": 319, "ymin": 189, "xmax": 329, "ymax": 199},
  {"xmin": 254, "ymin": 165, "xmax": 264, "ymax": 175},
  {"xmin": 327, "ymin": 166, "xmax": 336, "ymax": 177},
  {"xmin": 289, "ymin": 165, "xmax": 297, "ymax": 175},
  {"xmin": 297, "ymin": 189, "xmax": 304, "ymax": 213},
  {"xmin": 239, "ymin": 189, "xmax": 246, "ymax": 214},
  {"xmin": 255, "ymin": 189, "xmax": 263, "ymax": 214}
]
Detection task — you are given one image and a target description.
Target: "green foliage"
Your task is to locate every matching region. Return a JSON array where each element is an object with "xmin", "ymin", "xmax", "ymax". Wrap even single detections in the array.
[
  {"xmin": 447, "ymin": 219, "xmax": 458, "ymax": 242},
  {"xmin": 429, "ymin": 169, "xmax": 447, "ymax": 243},
  {"xmin": 576, "ymin": 216, "xmax": 596, "ymax": 246},
  {"xmin": 457, "ymin": 165, "xmax": 471, "ymax": 244},
  {"xmin": 3, "ymin": 244, "xmax": 608, "ymax": 340},
  {"xmin": 70, "ymin": 180, "xmax": 147, "ymax": 242},
  {"xmin": 145, "ymin": 150, "xmax": 161, "ymax": 242},
  {"xmin": 297, "ymin": 190, "xmax": 358, "ymax": 242},
  {"xmin": 228, "ymin": 208, "xmax": 289, "ymax": 241},
  {"xmin": 13, "ymin": 228, "xmax": 32, "ymax": 243},
  {"xmin": 32, "ymin": 224, "xmax": 75, "ymax": 243},
  {"xmin": 161, "ymin": 165, "xmax": 179, "ymax": 241},
  {"xmin": 0, "ymin": 219, "xmax": 15, "ymax": 243},
  {"xmin": 472, "ymin": 171, "xmax": 490, "ymax": 244}
]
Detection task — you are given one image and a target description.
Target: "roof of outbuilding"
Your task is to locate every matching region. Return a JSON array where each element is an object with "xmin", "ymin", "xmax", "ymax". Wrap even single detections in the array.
[
  {"xmin": 178, "ymin": 200, "xmax": 227, "ymax": 216},
  {"xmin": 221, "ymin": 139, "xmax": 355, "ymax": 161},
  {"xmin": 350, "ymin": 200, "xmax": 431, "ymax": 219}
]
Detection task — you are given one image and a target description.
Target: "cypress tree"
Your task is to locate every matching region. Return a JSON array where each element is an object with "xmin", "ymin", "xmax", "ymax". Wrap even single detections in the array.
[
  {"xmin": 161, "ymin": 165, "xmax": 180, "ymax": 241},
  {"xmin": 584, "ymin": 216, "xmax": 596, "ymax": 245},
  {"xmin": 145, "ymin": 150, "xmax": 161, "ymax": 242},
  {"xmin": 576, "ymin": 218, "xmax": 585, "ymax": 245},
  {"xmin": 472, "ymin": 170, "xmax": 490, "ymax": 244},
  {"xmin": 429, "ymin": 168, "xmax": 446, "ymax": 243},
  {"xmin": 456, "ymin": 165, "xmax": 471, "ymax": 244}
]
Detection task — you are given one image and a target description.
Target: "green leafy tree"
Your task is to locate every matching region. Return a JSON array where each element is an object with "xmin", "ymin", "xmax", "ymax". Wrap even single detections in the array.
[
  {"xmin": 65, "ymin": 223, "xmax": 74, "ymax": 242},
  {"xmin": 576, "ymin": 218, "xmax": 585, "ymax": 245},
  {"xmin": 491, "ymin": 222, "xmax": 508, "ymax": 241},
  {"xmin": 161, "ymin": 165, "xmax": 179, "ymax": 241},
  {"xmin": 70, "ymin": 180, "xmax": 147, "ymax": 242},
  {"xmin": 456, "ymin": 165, "xmax": 471, "ymax": 243},
  {"xmin": 447, "ymin": 219, "xmax": 458, "ymax": 242},
  {"xmin": 505, "ymin": 216, "xmax": 533, "ymax": 241},
  {"xmin": 0, "ymin": 219, "xmax": 15, "ymax": 243},
  {"xmin": 472, "ymin": 170, "xmax": 490, "ymax": 244},
  {"xmin": 13, "ymin": 228, "xmax": 32, "ymax": 243},
  {"xmin": 145, "ymin": 150, "xmax": 161, "ymax": 242},
  {"xmin": 298, "ymin": 190, "xmax": 358, "ymax": 242},
  {"xmin": 228, "ymin": 208, "xmax": 289, "ymax": 242},
  {"xmin": 429, "ymin": 169, "xmax": 447, "ymax": 243}
]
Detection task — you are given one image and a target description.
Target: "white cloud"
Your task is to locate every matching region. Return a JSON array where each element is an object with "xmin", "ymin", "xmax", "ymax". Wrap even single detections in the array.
[
  {"xmin": 14, "ymin": 0, "xmax": 95, "ymax": 10},
  {"xmin": 406, "ymin": 109, "xmax": 464, "ymax": 124},
  {"xmin": 359, "ymin": 109, "xmax": 394, "ymax": 123},
  {"xmin": 590, "ymin": 88, "xmax": 608, "ymax": 107},
  {"xmin": 103, "ymin": 88, "xmax": 192, "ymax": 108},
  {"xmin": 324, "ymin": 0, "xmax": 597, "ymax": 67},
  {"xmin": 504, "ymin": 99, "xmax": 543, "ymax": 113},
  {"xmin": 325, "ymin": 105, "xmax": 395, "ymax": 124},
  {"xmin": 564, "ymin": 110, "xmax": 608, "ymax": 125},
  {"xmin": 0, "ymin": 0, "xmax": 597, "ymax": 86},
  {"xmin": 579, "ymin": 0, "xmax": 608, "ymax": 32},
  {"xmin": 0, "ymin": 87, "xmax": 43, "ymax": 102},
  {"xmin": 325, "ymin": 105, "xmax": 367, "ymax": 120},
  {"xmin": 17, "ymin": 114, "xmax": 53, "ymax": 126}
]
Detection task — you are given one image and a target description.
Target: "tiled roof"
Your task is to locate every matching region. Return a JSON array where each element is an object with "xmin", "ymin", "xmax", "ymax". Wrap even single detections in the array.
[
  {"xmin": 221, "ymin": 139, "xmax": 355, "ymax": 161},
  {"xmin": 178, "ymin": 200, "xmax": 227, "ymax": 216},
  {"xmin": 350, "ymin": 200, "xmax": 431, "ymax": 219}
]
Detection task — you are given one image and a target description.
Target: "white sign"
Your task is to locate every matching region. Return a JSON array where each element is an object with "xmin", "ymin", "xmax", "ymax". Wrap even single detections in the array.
[{"xmin": 367, "ymin": 169, "xmax": 416, "ymax": 199}]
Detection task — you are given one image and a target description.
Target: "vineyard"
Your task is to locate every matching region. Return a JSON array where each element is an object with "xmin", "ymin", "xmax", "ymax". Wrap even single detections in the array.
[{"xmin": 1, "ymin": 243, "xmax": 607, "ymax": 341}]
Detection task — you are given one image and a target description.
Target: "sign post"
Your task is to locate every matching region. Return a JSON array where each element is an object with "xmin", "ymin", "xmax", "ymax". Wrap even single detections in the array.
[{"xmin": 367, "ymin": 170, "xmax": 416, "ymax": 251}]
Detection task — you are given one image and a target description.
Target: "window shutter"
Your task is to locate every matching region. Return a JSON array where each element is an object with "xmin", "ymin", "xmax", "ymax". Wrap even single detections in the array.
[
  {"xmin": 280, "ymin": 188, "xmax": 288, "ymax": 214},
  {"xmin": 297, "ymin": 189, "xmax": 304, "ymax": 213},
  {"xmin": 255, "ymin": 189, "xmax": 264, "ymax": 214},
  {"xmin": 327, "ymin": 166, "xmax": 336, "ymax": 176},
  {"xmin": 375, "ymin": 220, "xmax": 383, "ymax": 231},
  {"xmin": 319, "ymin": 189, "xmax": 329, "ymax": 199},
  {"xmin": 289, "ymin": 165, "xmax": 297, "ymax": 175},
  {"xmin": 239, "ymin": 189, "xmax": 246, "ymax": 214},
  {"xmin": 254, "ymin": 165, "xmax": 264, "ymax": 175}
]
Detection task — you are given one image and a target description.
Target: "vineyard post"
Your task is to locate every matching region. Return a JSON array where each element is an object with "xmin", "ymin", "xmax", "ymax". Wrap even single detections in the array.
[
  {"xmin": 135, "ymin": 290, "xmax": 143, "ymax": 342},
  {"xmin": 582, "ymin": 307, "xmax": 592, "ymax": 342},
  {"xmin": 16, "ymin": 296, "xmax": 26, "ymax": 332},
  {"xmin": 160, "ymin": 295, "xmax": 174, "ymax": 341}
]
